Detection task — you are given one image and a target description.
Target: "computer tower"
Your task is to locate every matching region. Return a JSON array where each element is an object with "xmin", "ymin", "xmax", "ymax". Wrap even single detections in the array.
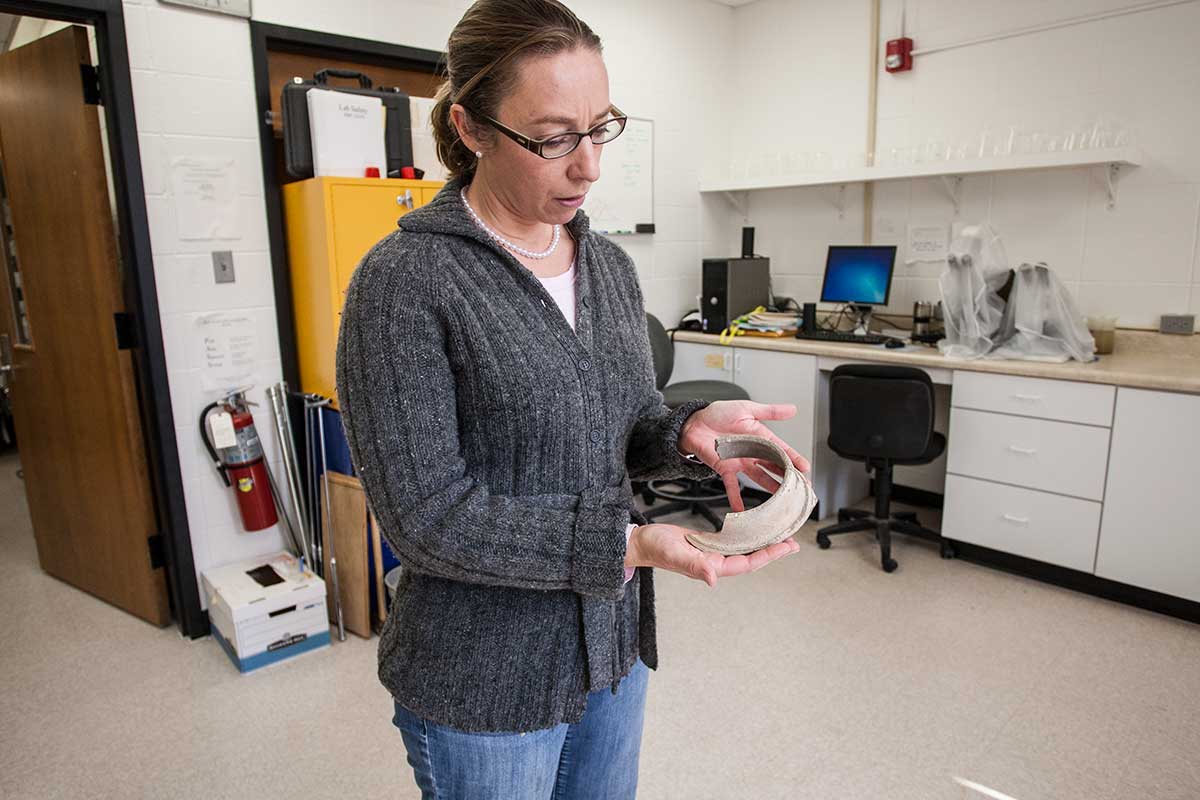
[{"xmin": 701, "ymin": 257, "xmax": 771, "ymax": 333}]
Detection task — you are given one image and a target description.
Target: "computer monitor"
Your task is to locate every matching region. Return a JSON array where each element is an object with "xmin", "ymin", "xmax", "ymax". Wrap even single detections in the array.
[{"xmin": 819, "ymin": 245, "xmax": 897, "ymax": 307}]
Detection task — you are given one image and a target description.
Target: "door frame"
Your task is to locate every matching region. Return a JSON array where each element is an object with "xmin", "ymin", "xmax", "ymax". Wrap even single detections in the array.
[
  {"xmin": 0, "ymin": 0, "xmax": 203, "ymax": 637},
  {"xmin": 248, "ymin": 22, "xmax": 443, "ymax": 389}
]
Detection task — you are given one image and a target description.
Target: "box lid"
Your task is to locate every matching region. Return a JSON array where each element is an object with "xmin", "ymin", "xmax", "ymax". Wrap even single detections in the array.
[{"xmin": 202, "ymin": 552, "xmax": 325, "ymax": 623}]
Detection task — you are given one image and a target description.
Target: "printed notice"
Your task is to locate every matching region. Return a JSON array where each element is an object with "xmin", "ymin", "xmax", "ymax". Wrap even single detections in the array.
[
  {"xmin": 193, "ymin": 311, "xmax": 257, "ymax": 392},
  {"xmin": 906, "ymin": 223, "xmax": 949, "ymax": 263},
  {"xmin": 170, "ymin": 157, "xmax": 238, "ymax": 240}
]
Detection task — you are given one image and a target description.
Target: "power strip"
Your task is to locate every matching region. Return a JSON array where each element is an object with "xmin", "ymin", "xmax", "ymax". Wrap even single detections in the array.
[{"xmin": 1160, "ymin": 314, "xmax": 1195, "ymax": 335}]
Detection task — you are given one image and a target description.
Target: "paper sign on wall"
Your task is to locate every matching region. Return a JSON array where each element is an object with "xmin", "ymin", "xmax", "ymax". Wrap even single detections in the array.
[
  {"xmin": 906, "ymin": 224, "xmax": 949, "ymax": 264},
  {"xmin": 193, "ymin": 311, "xmax": 257, "ymax": 392},
  {"xmin": 170, "ymin": 157, "xmax": 239, "ymax": 240}
]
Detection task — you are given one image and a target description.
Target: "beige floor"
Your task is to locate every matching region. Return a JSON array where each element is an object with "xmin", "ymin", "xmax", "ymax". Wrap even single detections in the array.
[{"xmin": 1, "ymin": 450, "xmax": 1198, "ymax": 800}]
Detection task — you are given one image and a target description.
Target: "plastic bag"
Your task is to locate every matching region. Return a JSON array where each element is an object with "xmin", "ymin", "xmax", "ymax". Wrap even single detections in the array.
[
  {"xmin": 990, "ymin": 262, "xmax": 1096, "ymax": 363},
  {"xmin": 937, "ymin": 226, "xmax": 1095, "ymax": 363},
  {"xmin": 937, "ymin": 225, "xmax": 1009, "ymax": 359}
]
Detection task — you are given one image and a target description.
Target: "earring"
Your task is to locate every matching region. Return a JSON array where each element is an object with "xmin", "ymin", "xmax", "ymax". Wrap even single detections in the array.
[{"xmin": 475, "ymin": 150, "xmax": 483, "ymax": 159}]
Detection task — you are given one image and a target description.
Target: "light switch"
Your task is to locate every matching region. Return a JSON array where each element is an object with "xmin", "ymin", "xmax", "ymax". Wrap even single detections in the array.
[{"xmin": 212, "ymin": 251, "xmax": 235, "ymax": 284}]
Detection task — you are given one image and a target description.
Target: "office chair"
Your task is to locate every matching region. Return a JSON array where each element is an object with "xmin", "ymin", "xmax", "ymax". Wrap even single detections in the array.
[
  {"xmin": 639, "ymin": 314, "xmax": 762, "ymax": 530},
  {"xmin": 816, "ymin": 364, "xmax": 954, "ymax": 572}
]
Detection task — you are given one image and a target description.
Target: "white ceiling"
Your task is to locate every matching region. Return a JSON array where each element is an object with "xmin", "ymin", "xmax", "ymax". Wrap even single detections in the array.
[{"xmin": 707, "ymin": 0, "xmax": 760, "ymax": 7}]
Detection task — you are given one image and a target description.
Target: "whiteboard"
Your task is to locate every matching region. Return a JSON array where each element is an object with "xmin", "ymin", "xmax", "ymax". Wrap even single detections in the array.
[{"xmin": 584, "ymin": 117, "xmax": 653, "ymax": 235}]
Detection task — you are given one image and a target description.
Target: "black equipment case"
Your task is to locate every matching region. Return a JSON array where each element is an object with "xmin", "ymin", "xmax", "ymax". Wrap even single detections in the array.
[{"xmin": 281, "ymin": 68, "xmax": 415, "ymax": 179}]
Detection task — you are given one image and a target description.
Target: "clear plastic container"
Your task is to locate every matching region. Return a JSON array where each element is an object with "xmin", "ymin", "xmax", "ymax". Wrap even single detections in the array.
[{"xmin": 1088, "ymin": 314, "xmax": 1118, "ymax": 355}]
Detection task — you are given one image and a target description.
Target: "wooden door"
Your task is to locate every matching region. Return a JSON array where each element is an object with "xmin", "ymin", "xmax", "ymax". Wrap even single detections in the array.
[{"xmin": 0, "ymin": 26, "xmax": 169, "ymax": 625}]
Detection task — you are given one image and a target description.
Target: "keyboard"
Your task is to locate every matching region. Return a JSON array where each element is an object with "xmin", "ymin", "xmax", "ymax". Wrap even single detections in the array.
[{"xmin": 794, "ymin": 330, "xmax": 898, "ymax": 345}]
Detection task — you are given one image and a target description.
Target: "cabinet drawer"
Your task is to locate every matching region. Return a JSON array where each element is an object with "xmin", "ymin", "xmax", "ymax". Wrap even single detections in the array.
[
  {"xmin": 947, "ymin": 408, "xmax": 1110, "ymax": 500},
  {"xmin": 943, "ymin": 475, "xmax": 1101, "ymax": 572},
  {"xmin": 953, "ymin": 372, "xmax": 1114, "ymax": 427}
]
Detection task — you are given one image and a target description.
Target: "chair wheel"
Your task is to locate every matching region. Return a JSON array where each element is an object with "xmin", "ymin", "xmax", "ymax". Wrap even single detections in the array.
[
  {"xmin": 816, "ymin": 533, "xmax": 831, "ymax": 550},
  {"xmin": 940, "ymin": 542, "xmax": 956, "ymax": 559},
  {"xmin": 883, "ymin": 558, "xmax": 898, "ymax": 573}
]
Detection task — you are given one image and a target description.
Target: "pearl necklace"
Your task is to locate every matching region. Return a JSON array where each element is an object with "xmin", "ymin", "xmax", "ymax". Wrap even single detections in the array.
[{"xmin": 460, "ymin": 187, "xmax": 560, "ymax": 260}]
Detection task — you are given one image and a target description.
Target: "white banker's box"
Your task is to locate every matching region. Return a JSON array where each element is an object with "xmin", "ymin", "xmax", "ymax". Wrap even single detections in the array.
[{"xmin": 202, "ymin": 552, "xmax": 330, "ymax": 672}]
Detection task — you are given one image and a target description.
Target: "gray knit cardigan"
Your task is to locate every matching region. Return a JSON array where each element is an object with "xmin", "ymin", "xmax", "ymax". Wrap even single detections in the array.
[{"xmin": 335, "ymin": 178, "xmax": 715, "ymax": 733}]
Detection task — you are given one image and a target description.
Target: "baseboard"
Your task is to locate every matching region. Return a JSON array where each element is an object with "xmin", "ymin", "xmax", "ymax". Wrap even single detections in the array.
[{"xmin": 948, "ymin": 540, "xmax": 1200, "ymax": 626}]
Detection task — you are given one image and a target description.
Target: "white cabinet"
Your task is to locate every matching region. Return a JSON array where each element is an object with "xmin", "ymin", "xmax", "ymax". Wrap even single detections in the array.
[
  {"xmin": 670, "ymin": 342, "xmax": 817, "ymax": 474},
  {"xmin": 671, "ymin": 341, "xmax": 732, "ymax": 384},
  {"xmin": 953, "ymin": 372, "xmax": 1115, "ymax": 427},
  {"xmin": 943, "ymin": 474, "xmax": 1102, "ymax": 572},
  {"xmin": 1095, "ymin": 388, "xmax": 1200, "ymax": 602},
  {"xmin": 732, "ymin": 347, "xmax": 817, "ymax": 466},
  {"xmin": 947, "ymin": 408, "xmax": 1111, "ymax": 501}
]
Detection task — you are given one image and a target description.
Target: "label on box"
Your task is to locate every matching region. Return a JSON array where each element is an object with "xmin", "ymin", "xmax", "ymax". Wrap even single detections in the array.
[{"xmin": 268, "ymin": 633, "xmax": 308, "ymax": 652}]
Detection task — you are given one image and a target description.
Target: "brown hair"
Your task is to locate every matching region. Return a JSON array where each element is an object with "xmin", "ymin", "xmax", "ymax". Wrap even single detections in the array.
[{"xmin": 431, "ymin": 0, "xmax": 603, "ymax": 181}]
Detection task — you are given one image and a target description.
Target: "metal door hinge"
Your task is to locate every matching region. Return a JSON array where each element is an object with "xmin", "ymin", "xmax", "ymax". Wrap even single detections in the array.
[
  {"xmin": 147, "ymin": 534, "xmax": 165, "ymax": 569},
  {"xmin": 80, "ymin": 64, "xmax": 103, "ymax": 106},
  {"xmin": 113, "ymin": 312, "xmax": 137, "ymax": 350}
]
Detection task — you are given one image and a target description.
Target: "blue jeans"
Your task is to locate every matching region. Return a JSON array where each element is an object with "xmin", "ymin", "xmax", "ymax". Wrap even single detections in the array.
[{"xmin": 391, "ymin": 659, "xmax": 649, "ymax": 800}]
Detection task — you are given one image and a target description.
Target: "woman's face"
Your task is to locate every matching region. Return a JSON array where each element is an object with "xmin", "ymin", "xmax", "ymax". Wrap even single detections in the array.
[{"xmin": 470, "ymin": 47, "xmax": 612, "ymax": 226}]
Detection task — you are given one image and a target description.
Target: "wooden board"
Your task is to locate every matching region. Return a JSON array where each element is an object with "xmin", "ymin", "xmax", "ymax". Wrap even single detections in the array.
[
  {"xmin": 369, "ymin": 510, "xmax": 387, "ymax": 627},
  {"xmin": 323, "ymin": 471, "xmax": 370, "ymax": 638}
]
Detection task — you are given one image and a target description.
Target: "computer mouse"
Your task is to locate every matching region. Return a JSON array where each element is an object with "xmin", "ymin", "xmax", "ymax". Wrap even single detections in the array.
[{"xmin": 884, "ymin": 338, "xmax": 906, "ymax": 348}]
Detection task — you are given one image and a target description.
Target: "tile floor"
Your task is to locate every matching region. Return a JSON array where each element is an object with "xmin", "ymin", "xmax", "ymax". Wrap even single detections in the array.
[{"xmin": 1, "ymin": 450, "xmax": 1198, "ymax": 799}]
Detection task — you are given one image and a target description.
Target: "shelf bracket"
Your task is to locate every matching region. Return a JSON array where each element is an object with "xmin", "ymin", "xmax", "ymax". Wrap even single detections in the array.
[
  {"xmin": 832, "ymin": 183, "xmax": 847, "ymax": 220},
  {"xmin": 939, "ymin": 175, "xmax": 964, "ymax": 215},
  {"xmin": 1104, "ymin": 163, "xmax": 1121, "ymax": 210},
  {"xmin": 722, "ymin": 191, "xmax": 749, "ymax": 219}
]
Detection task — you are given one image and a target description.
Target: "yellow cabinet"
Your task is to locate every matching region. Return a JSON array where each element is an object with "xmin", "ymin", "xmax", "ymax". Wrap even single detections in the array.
[{"xmin": 283, "ymin": 176, "xmax": 444, "ymax": 406}]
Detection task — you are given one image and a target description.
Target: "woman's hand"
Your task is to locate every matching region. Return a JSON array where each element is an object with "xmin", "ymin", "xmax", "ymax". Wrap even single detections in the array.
[
  {"xmin": 677, "ymin": 400, "xmax": 811, "ymax": 511},
  {"xmin": 625, "ymin": 523, "xmax": 799, "ymax": 587}
]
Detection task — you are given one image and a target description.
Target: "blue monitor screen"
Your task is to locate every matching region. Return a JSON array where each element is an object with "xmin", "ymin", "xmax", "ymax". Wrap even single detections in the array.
[{"xmin": 820, "ymin": 246, "xmax": 897, "ymax": 306}]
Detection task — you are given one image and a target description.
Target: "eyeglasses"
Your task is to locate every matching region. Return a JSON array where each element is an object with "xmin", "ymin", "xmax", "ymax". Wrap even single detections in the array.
[{"xmin": 472, "ymin": 105, "xmax": 628, "ymax": 159}]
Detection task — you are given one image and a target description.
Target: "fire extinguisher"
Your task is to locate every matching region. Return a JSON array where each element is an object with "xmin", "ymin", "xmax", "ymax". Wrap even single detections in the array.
[{"xmin": 200, "ymin": 389, "xmax": 279, "ymax": 532}]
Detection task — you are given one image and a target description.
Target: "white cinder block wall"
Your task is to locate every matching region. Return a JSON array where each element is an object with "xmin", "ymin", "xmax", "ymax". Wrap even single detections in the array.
[
  {"xmin": 724, "ymin": 0, "xmax": 1200, "ymax": 329},
  {"xmin": 122, "ymin": 0, "xmax": 734, "ymax": 607}
]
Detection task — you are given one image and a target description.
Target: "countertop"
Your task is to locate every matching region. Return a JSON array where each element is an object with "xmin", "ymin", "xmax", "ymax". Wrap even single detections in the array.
[{"xmin": 671, "ymin": 329, "xmax": 1200, "ymax": 395}]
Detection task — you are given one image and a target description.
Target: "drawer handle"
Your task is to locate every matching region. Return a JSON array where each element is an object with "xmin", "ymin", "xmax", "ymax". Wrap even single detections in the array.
[
  {"xmin": 1011, "ymin": 393, "xmax": 1042, "ymax": 402},
  {"xmin": 396, "ymin": 190, "xmax": 414, "ymax": 209},
  {"xmin": 1007, "ymin": 445, "xmax": 1037, "ymax": 455},
  {"xmin": 1001, "ymin": 513, "xmax": 1030, "ymax": 525}
]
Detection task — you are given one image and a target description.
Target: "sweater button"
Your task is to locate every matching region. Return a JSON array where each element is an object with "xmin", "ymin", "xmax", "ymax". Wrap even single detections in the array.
[
  {"xmin": 579, "ymin": 359, "xmax": 591, "ymax": 371},
  {"xmin": 590, "ymin": 430, "xmax": 602, "ymax": 443}
]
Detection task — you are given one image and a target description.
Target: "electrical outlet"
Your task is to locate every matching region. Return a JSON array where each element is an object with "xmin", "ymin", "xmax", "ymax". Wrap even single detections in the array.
[
  {"xmin": 1159, "ymin": 314, "xmax": 1194, "ymax": 335},
  {"xmin": 212, "ymin": 251, "xmax": 235, "ymax": 284}
]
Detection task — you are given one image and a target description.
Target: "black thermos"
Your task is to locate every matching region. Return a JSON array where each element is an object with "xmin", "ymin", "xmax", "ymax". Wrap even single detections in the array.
[{"xmin": 802, "ymin": 302, "xmax": 817, "ymax": 333}]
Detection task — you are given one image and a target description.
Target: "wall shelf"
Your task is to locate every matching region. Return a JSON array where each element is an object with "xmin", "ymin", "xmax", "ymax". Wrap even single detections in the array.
[{"xmin": 698, "ymin": 147, "xmax": 1143, "ymax": 194}]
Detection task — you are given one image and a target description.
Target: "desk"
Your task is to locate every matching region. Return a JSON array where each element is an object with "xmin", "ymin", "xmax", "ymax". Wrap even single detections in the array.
[{"xmin": 670, "ymin": 329, "xmax": 1200, "ymax": 613}]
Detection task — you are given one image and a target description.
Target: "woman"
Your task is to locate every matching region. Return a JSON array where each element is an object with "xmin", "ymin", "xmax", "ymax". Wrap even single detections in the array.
[{"xmin": 335, "ymin": 1, "xmax": 810, "ymax": 796}]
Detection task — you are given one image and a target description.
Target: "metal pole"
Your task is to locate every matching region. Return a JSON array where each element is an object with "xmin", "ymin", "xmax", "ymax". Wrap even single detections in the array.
[
  {"xmin": 317, "ymin": 400, "xmax": 346, "ymax": 642},
  {"xmin": 266, "ymin": 383, "xmax": 311, "ymax": 567}
]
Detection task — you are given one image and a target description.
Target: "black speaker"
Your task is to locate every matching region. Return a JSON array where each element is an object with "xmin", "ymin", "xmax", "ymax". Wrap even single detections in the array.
[
  {"xmin": 802, "ymin": 302, "xmax": 817, "ymax": 333},
  {"xmin": 741, "ymin": 227, "xmax": 755, "ymax": 258}
]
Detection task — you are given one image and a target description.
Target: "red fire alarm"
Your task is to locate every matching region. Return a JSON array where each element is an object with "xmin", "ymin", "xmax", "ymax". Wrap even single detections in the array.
[{"xmin": 885, "ymin": 37, "xmax": 913, "ymax": 72}]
